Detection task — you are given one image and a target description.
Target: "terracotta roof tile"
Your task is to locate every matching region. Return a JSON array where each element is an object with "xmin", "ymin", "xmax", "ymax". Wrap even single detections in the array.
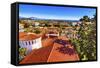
[
  {"xmin": 19, "ymin": 32, "xmax": 40, "ymax": 41},
  {"xmin": 19, "ymin": 37, "xmax": 79, "ymax": 64},
  {"xmin": 20, "ymin": 45, "xmax": 53, "ymax": 64},
  {"xmin": 47, "ymin": 43, "xmax": 79, "ymax": 62}
]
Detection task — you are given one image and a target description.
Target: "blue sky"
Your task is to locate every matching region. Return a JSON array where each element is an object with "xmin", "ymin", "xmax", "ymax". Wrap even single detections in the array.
[{"xmin": 19, "ymin": 4, "xmax": 96, "ymax": 20}]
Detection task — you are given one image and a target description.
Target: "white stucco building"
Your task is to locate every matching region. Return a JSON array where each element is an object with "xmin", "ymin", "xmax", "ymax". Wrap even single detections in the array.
[
  {"xmin": 19, "ymin": 24, "xmax": 24, "ymax": 32},
  {"xmin": 19, "ymin": 32, "xmax": 42, "ymax": 54}
]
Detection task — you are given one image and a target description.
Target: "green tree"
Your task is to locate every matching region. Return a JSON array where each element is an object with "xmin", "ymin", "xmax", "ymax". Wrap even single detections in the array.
[
  {"xmin": 71, "ymin": 15, "xmax": 96, "ymax": 61},
  {"xmin": 80, "ymin": 16, "xmax": 90, "ymax": 22},
  {"xmin": 33, "ymin": 29, "xmax": 41, "ymax": 34}
]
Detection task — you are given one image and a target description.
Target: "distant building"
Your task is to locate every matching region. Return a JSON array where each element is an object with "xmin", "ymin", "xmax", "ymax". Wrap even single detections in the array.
[
  {"xmin": 19, "ymin": 32, "xmax": 42, "ymax": 54},
  {"xmin": 35, "ymin": 22, "xmax": 40, "ymax": 27},
  {"xmin": 19, "ymin": 24, "xmax": 24, "ymax": 32},
  {"xmin": 46, "ymin": 31, "xmax": 59, "ymax": 38},
  {"xmin": 72, "ymin": 21, "xmax": 81, "ymax": 26}
]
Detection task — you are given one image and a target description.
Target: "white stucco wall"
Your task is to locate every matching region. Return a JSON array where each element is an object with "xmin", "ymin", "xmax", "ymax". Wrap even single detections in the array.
[{"xmin": 19, "ymin": 37, "xmax": 42, "ymax": 53}]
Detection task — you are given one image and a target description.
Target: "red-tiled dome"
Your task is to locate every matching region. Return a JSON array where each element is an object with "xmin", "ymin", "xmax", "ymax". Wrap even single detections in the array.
[{"xmin": 19, "ymin": 32, "xmax": 40, "ymax": 41}]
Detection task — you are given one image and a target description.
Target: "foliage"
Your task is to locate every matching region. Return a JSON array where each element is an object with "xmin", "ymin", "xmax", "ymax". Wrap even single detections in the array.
[
  {"xmin": 19, "ymin": 48, "xmax": 27, "ymax": 61},
  {"xmin": 33, "ymin": 29, "xmax": 41, "ymax": 34},
  {"xmin": 54, "ymin": 39, "xmax": 68, "ymax": 46},
  {"xmin": 56, "ymin": 46, "xmax": 76, "ymax": 55},
  {"xmin": 71, "ymin": 15, "xmax": 96, "ymax": 61},
  {"xmin": 80, "ymin": 16, "xmax": 90, "ymax": 22},
  {"xmin": 24, "ymin": 28, "xmax": 33, "ymax": 32}
]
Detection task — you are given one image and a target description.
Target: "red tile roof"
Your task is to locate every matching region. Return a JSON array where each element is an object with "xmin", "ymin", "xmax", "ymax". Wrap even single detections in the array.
[
  {"xmin": 47, "ymin": 43, "xmax": 79, "ymax": 62},
  {"xmin": 19, "ymin": 37, "xmax": 79, "ymax": 64},
  {"xmin": 19, "ymin": 32, "xmax": 40, "ymax": 41},
  {"xmin": 20, "ymin": 44, "xmax": 53, "ymax": 64}
]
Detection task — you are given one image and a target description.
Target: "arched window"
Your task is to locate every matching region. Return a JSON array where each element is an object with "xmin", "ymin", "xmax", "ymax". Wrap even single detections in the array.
[
  {"xmin": 29, "ymin": 41, "xmax": 30, "ymax": 45},
  {"xmin": 32, "ymin": 41, "xmax": 33, "ymax": 44},
  {"xmin": 26, "ymin": 41, "xmax": 27, "ymax": 45}
]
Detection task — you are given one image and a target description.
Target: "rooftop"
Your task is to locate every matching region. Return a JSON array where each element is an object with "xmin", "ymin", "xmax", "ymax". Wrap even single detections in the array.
[
  {"xmin": 19, "ymin": 36, "xmax": 79, "ymax": 64},
  {"xmin": 19, "ymin": 32, "xmax": 40, "ymax": 41}
]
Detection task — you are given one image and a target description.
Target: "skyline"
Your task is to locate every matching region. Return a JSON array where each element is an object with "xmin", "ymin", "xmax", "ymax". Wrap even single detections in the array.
[{"xmin": 19, "ymin": 4, "xmax": 96, "ymax": 20}]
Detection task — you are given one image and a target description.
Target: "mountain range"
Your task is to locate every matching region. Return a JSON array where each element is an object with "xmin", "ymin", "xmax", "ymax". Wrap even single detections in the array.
[{"xmin": 19, "ymin": 16, "xmax": 79, "ymax": 22}]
